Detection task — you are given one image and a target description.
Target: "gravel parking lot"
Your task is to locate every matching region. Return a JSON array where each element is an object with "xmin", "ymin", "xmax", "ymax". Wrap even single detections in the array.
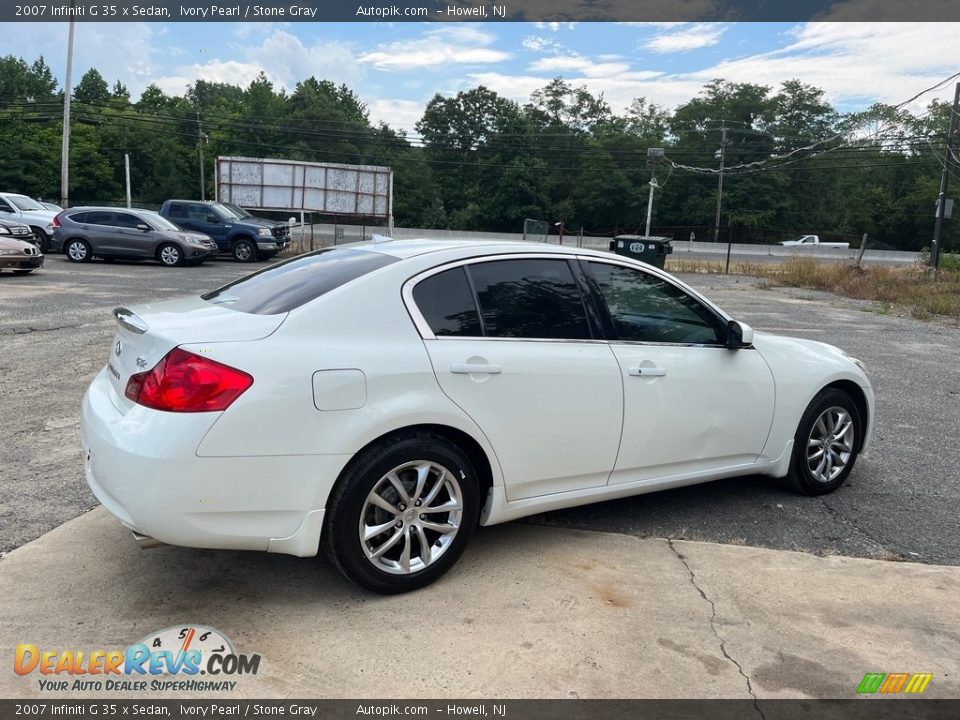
[{"xmin": 1, "ymin": 253, "xmax": 958, "ymax": 565}]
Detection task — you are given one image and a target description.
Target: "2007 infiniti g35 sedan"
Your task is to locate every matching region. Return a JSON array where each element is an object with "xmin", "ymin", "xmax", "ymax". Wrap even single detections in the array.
[{"xmin": 81, "ymin": 239, "xmax": 873, "ymax": 593}]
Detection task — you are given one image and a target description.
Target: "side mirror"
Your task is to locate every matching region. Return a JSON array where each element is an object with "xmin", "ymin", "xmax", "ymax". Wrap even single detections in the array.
[
  {"xmin": 136, "ymin": 224, "xmax": 150, "ymax": 231},
  {"xmin": 725, "ymin": 320, "xmax": 754, "ymax": 349}
]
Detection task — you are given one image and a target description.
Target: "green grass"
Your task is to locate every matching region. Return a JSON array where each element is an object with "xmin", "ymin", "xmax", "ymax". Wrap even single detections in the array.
[{"xmin": 666, "ymin": 256, "xmax": 960, "ymax": 322}]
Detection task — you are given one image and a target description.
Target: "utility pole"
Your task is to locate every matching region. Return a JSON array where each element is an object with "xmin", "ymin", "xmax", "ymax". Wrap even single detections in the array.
[
  {"xmin": 644, "ymin": 174, "xmax": 658, "ymax": 236},
  {"xmin": 713, "ymin": 121, "xmax": 727, "ymax": 243},
  {"xmin": 124, "ymin": 153, "xmax": 131, "ymax": 208},
  {"xmin": 645, "ymin": 147, "xmax": 665, "ymax": 236},
  {"xmin": 197, "ymin": 112, "xmax": 207, "ymax": 201},
  {"xmin": 60, "ymin": 10, "xmax": 75, "ymax": 208},
  {"xmin": 931, "ymin": 82, "xmax": 960, "ymax": 269}
]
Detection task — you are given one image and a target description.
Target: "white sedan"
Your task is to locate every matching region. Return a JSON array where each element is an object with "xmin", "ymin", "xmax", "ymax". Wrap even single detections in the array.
[{"xmin": 81, "ymin": 239, "xmax": 873, "ymax": 593}]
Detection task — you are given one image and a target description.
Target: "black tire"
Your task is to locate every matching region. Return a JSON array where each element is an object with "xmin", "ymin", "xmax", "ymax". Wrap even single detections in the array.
[
  {"xmin": 785, "ymin": 388, "xmax": 862, "ymax": 496},
  {"xmin": 231, "ymin": 238, "xmax": 256, "ymax": 262},
  {"xmin": 322, "ymin": 431, "xmax": 481, "ymax": 594},
  {"xmin": 29, "ymin": 227, "xmax": 48, "ymax": 253},
  {"xmin": 13, "ymin": 269, "xmax": 36, "ymax": 275},
  {"xmin": 157, "ymin": 243, "xmax": 183, "ymax": 267},
  {"xmin": 65, "ymin": 239, "xmax": 92, "ymax": 263}
]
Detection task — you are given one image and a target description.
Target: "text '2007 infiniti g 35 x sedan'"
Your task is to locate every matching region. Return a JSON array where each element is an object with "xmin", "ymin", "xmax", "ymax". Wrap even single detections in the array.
[{"xmin": 81, "ymin": 239, "xmax": 873, "ymax": 593}]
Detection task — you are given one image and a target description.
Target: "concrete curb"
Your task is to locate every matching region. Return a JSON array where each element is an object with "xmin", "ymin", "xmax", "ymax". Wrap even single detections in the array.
[{"xmin": 1, "ymin": 508, "xmax": 957, "ymax": 699}]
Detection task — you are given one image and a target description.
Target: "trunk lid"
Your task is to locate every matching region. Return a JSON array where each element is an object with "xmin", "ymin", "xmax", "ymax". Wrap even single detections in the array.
[{"xmin": 106, "ymin": 297, "xmax": 285, "ymax": 411}]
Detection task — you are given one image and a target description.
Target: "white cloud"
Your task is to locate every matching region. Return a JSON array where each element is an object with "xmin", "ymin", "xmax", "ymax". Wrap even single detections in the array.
[
  {"xmin": 533, "ymin": 22, "xmax": 577, "ymax": 32},
  {"xmin": 367, "ymin": 99, "xmax": 425, "ymax": 132},
  {"xmin": 646, "ymin": 23, "xmax": 726, "ymax": 54},
  {"xmin": 529, "ymin": 55, "xmax": 635, "ymax": 79},
  {"xmin": 522, "ymin": 35, "xmax": 564, "ymax": 53},
  {"xmin": 359, "ymin": 26, "xmax": 509, "ymax": 71},
  {"xmin": 246, "ymin": 30, "xmax": 362, "ymax": 86},
  {"xmin": 149, "ymin": 29, "xmax": 362, "ymax": 96},
  {"xmin": 0, "ymin": 22, "xmax": 161, "ymax": 98},
  {"xmin": 151, "ymin": 61, "xmax": 270, "ymax": 96}
]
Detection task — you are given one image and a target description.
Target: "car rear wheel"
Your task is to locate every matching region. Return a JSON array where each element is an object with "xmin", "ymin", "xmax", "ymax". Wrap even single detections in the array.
[
  {"xmin": 157, "ymin": 243, "xmax": 183, "ymax": 267},
  {"xmin": 30, "ymin": 227, "xmax": 48, "ymax": 253},
  {"xmin": 65, "ymin": 239, "xmax": 91, "ymax": 263},
  {"xmin": 232, "ymin": 238, "xmax": 256, "ymax": 262},
  {"xmin": 786, "ymin": 388, "xmax": 862, "ymax": 495},
  {"xmin": 323, "ymin": 431, "xmax": 480, "ymax": 594}
]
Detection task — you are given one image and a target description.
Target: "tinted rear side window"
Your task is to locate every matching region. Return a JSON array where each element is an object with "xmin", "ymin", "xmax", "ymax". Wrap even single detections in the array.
[
  {"xmin": 468, "ymin": 259, "xmax": 591, "ymax": 340},
  {"xmin": 85, "ymin": 211, "xmax": 114, "ymax": 226},
  {"xmin": 68, "ymin": 212, "xmax": 89, "ymax": 224},
  {"xmin": 413, "ymin": 267, "xmax": 482, "ymax": 337},
  {"xmin": 202, "ymin": 248, "xmax": 398, "ymax": 315},
  {"xmin": 167, "ymin": 204, "xmax": 186, "ymax": 218}
]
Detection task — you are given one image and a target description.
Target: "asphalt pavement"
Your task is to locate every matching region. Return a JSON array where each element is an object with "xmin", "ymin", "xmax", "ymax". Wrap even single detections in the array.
[{"xmin": 1, "ymin": 254, "xmax": 958, "ymax": 569}]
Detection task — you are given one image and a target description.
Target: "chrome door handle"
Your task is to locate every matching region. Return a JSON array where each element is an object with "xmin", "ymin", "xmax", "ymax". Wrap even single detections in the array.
[
  {"xmin": 628, "ymin": 366, "xmax": 667, "ymax": 377},
  {"xmin": 450, "ymin": 363, "xmax": 502, "ymax": 375}
]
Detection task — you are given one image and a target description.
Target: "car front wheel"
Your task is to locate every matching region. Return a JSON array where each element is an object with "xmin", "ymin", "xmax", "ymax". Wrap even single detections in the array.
[
  {"xmin": 323, "ymin": 431, "xmax": 480, "ymax": 594},
  {"xmin": 232, "ymin": 239, "xmax": 256, "ymax": 262},
  {"xmin": 157, "ymin": 243, "xmax": 183, "ymax": 267},
  {"xmin": 786, "ymin": 388, "xmax": 862, "ymax": 495}
]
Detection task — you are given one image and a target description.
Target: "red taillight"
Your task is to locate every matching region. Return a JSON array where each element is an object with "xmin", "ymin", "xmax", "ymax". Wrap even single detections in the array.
[
  {"xmin": 52, "ymin": 213, "xmax": 62, "ymax": 229},
  {"xmin": 124, "ymin": 347, "xmax": 253, "ymax": 413}
]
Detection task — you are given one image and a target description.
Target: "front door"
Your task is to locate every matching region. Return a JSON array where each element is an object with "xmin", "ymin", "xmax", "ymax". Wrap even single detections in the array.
[{"xmin": 582, "ymin": 260, "xmax": 775, "ymax": 484}]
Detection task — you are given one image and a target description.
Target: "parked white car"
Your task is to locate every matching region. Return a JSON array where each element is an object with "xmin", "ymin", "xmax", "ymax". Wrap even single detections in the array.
[
  {"xmin": 81, "ymin": 240, "xmax": 873, "ymax": 593},
  {"xmin": 0, "ymin": 192, "xmax": 58, "ymax": 252},
  {"xmin": 779, "ymin": 234, "xmax": 850, "ymax": 249}
]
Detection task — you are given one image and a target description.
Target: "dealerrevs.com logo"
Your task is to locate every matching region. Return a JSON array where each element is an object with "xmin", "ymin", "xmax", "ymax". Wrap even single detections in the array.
[{"xmin": 14, "ymin": 625, "xmax": 261, "ymax": 692}]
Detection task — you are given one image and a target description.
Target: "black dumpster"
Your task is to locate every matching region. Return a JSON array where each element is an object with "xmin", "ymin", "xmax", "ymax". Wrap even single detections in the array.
[{"xmin": 609, "ymin": 235, "xmax": 673, "ymax": 269}]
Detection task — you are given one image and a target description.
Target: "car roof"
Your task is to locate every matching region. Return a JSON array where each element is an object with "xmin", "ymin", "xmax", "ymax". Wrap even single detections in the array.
[
  {"xmin": 348, "ymin": 237, "xmax": 600, "ymax": 261},
  {"xmin": 63, "ymin": 206, "xmax": 151, "ymax": 213}
]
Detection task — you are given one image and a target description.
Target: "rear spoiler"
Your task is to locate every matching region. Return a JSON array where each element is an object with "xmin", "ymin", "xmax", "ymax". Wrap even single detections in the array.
[{"xmin": 113, "ymin": 307, "xmax": 148, "ymax": 335}]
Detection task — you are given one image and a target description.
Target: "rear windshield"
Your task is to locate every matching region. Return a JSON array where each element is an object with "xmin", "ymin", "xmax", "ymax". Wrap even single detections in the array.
[{"xmin": 202, "ymin": 248, "xmax": 398, "ymax": 315}]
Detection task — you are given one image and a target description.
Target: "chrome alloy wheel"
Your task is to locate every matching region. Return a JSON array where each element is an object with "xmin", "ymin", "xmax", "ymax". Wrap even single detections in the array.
[
  {"xmin": 806, "ymin": 406, "xmax": 855, "ymax": 483},
  {"xmin": 159, "ymin": 245, "xmax": 181, "ymax": 266},
  {"xmin": 359, "ymin": 460, "xmax": 463, "ymax": 575}
]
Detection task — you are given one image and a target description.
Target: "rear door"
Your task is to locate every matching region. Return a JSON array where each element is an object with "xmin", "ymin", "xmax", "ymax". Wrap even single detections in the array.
[
  {"xmin": 81, "ymin": 211, "xmax": 118, "ymax": 254},
  {"xmin": 410, "ymin": 257, "xmax": 624, "ymax": 501}
]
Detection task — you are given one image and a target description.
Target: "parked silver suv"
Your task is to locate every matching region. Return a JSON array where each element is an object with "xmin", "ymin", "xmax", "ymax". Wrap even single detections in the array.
[{"xmin": 52, "ymin": 207, "xmax": 219, "ymax": 267}]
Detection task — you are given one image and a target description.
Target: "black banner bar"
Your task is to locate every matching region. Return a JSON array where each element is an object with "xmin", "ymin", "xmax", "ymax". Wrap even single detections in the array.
[
  {"xmin": 1, "ymin": 700, "xmax": 959, "ymax": 720},
  {"xmin": 3, "ymin": 0, "xmax": 960, "ymax": 23}
]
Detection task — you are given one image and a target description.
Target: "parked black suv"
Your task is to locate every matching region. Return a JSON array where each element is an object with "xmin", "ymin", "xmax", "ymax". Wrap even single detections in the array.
[{"xmin": 159, "ymin": 200, "xmax": 290, "ymax": 262}]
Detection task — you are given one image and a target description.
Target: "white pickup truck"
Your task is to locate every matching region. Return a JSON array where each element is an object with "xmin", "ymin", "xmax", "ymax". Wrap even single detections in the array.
[{"xmin": 779, "ymin": 234, "xmax": 850, "ymax": 249}]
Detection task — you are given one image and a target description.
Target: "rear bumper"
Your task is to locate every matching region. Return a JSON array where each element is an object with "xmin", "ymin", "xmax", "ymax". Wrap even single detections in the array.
[{"xmin": 80, "ymin": 368, "xmax": 351, "ymax": 557}]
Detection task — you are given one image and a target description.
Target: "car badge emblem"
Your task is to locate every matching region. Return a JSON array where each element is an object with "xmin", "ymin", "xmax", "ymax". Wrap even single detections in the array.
[
  {"xmin": 114, "ymin": 341, "xmax": 123, "ymax": 357},
  {"xmin": 136, "ymin": 357, "xmax": 147, "ymax": 369}
]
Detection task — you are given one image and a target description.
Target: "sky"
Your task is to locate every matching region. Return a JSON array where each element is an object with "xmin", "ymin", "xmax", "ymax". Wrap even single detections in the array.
[{"xmin": 2, "ymin": 21, "xmax": 958, "ymax": 130}]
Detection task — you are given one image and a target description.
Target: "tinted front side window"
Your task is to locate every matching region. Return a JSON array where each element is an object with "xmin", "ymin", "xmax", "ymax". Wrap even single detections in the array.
[
  {"xmin": 202, "ymin": 248, "xmax": 398, "ymax": 315},
  {"xmin": 587, "ymin": 262, "xmax": 723, "ymax": 344},
  {"xmin": 113, "ymin": 213, "xmax": 142, "ymax": 228},
  {"xmin": 413, "ymin": 267, "xmax": 481, "ymax": 337},
  {"xmin": 468, "ymin": 259, "xmax": 591, "ymax": 340}
]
